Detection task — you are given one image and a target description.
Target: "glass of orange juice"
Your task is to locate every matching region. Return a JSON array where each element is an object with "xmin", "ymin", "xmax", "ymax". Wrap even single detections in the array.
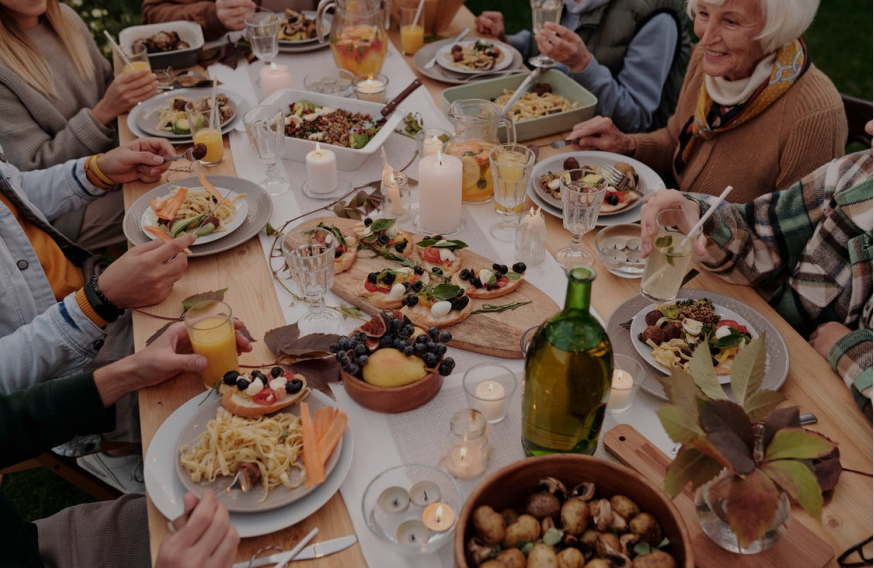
[
  {"xmin": 122, "ymin": 43, "xmax": 151, "ymax": 75},
  {"xmin": 185, "ymin": 99, "xmax": 224, "ymax": 166},
  {"xmin": 184, "ymin": 301, "xmax": 239, "ymax": 389},
  {"xmin": 400, "ymin": 5, "xmax": 425, "ymax": 55}
]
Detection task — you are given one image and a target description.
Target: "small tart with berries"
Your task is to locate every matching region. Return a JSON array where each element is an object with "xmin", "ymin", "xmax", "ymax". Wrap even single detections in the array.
[
  {"xmin": 354, "ymin": 217, "xmax": 413, "ymax": 258},
  {"xmin": 218, "ymin": 367, "xmax": 308, "ymax": 418},
  {"xmin": 356, "ymin": 266, "xmax": 428, "ymax": 309},
  {"xmin": 316, "ymin": 222, "xmax": 357, "ymax": 274},
  {"xmin": 400, "ymin": 282, "xmax": 473, "ymax": 328},
  {"xmin": 415, "ymin": 236, "xmax": 468, "ymax": 277},
  {"xmin": 451, "ymin": 262, "xmax": 527, "ymax": 299}
]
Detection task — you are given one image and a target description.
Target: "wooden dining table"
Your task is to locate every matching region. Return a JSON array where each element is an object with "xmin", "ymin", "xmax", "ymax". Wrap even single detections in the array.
[{"xmin": 120, "ymin": 7, "xmax": 872, "ymax": 567}]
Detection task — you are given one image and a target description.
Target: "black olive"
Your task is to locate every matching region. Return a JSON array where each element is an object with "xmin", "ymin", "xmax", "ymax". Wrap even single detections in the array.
[
  {"xmin": 470, "ymin": 277, "xmax": 483, "ymax": 288},
  {"xmin": 432, "ymin": 234, "xmax": 444, "ymax": 240},
  {"xmin": 456, "ymin": 296, "xmax": 470, "ymax": 309},
  {"xmin": 411, "ymin": 280, "xmax": 424, "ymax": 292},
  {"xmin": 401, "ymin": 296, "xmax": 409, "ymax": 306},
  {"xmin": 363, "ymin": 217, "xmax": 373, "ymax": 226},
  {"xmin": 407, "ymin": 295, "xmax": 419, "ymax": 307},
  {"xmin": 710, "ymin": 345, "xmax": 720, "ymax": 355},
  {"xmin": 270, "ymin": 367, "xmax": 283, "ymax": 378},
  {"xmin": 563, "ymin": 157, "xmax": 580, "ymax": 171},
  {"xmin": 236, "ymin": 378, "xmax": 250, "ymax": 391},
  {"xmin": 377, "ymin": 234, "xmax": 390, "ymax": 245},
  {"xmin": 512, "ymin": 262, "xmax": 527, "ymax": 273},
  {"xmin": 394, "ymin": 241, "xmax": 407, "ymax": 252},
  {"xmin": 403, "ymin": 281, "xmax": 411, "ymax": 291},
  {"xmin": 499, "ymin": 264, "xmax": 509, "ymax": 274},
  {"xmin": 334, "ymin": 249, "xmax": 342, "ymax": 258},
  {"xmin": 381, "ymin": 272, "xmax": 396, "ymax": 285},
  {"xmin": 413, "ymin": 265, "xmax": 425, "ymax": 275},
  {"xmin": 285, "ymin": 378, "xmax": 303, "ymax": 394},
  {"xmin": 569, "ymin": 169, "xmax": 583, "ymax": 181},
  {"xmin": 449, "ymin": 298, "xmax": 459, "ymax": 310},
  {"xmin": 222, "ymin": 370, "xmax": 239, "ymax": 385},
  {"xmin": 367, "ymin": 272, "xmax": 378, "ymax": 284},
  {"xmin": 487, "ymin": 283, "xmax": 500, "ymax": 291},
  {"xmin": 606, "ymin": 194, "xmax": 619, "ymax": 206},
  {"xmin": 492, "ymin": 262, "xmax": 502, "ymax": 272},
  {"xmin": 459, "ymin": 268, "xmax": 470, "ymax": 280},
  {"xmin": 431, "ymin": 267, "xmax": 443, "ymax": 275}
]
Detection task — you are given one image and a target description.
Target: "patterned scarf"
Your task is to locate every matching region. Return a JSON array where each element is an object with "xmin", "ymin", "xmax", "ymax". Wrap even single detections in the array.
[{"xmin": 674, "ymin": 38, "xmax": 811, "ymax": 173}]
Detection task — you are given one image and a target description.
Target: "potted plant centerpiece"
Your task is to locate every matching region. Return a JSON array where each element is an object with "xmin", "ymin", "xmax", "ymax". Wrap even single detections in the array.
[{"xmin": 656, "ymin": 335, "xmax": 838, "ymax": 554}]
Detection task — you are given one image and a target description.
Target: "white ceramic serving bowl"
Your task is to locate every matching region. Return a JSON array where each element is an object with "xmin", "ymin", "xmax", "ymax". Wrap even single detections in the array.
[
  {"xmin": 261, "ymin": 88, "xmax": 405, "ymax": 170},
  {"xmin": 119, "ymin": 21, "xmax": 205, "ymax": 69}
]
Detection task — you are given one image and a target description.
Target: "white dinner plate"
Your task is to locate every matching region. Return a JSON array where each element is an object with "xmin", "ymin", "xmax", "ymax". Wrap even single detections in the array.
[
  {"xmin": 529, "ymin": 151, "xmax": 665, "ymax": 223},
  {"xmin": 141, "ymin": 188, "xmax": 249, "ymax": 245},
  {"xmin": 127, "ymin": 87, "xmax": 247, "ymax": 143},
  {"xmin": 436, "ymin": 39, "xmax": 514, "ymax": 75},
  {"xmin": 144, "ymin": 389, "xmax": 353, "ymax": 538},
  {"xmin": 278, "ymin": 11, "xmax": 331, "ymax": 53},
  {"xmin": 629, "ymin": 301, "xmax": 758, "ymax": 384}
]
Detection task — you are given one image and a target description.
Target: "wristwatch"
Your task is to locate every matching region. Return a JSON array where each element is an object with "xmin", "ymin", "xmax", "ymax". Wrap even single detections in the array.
[{"xmin": 84, "ymin": 275, "xmax": 125, "ymax": 323}]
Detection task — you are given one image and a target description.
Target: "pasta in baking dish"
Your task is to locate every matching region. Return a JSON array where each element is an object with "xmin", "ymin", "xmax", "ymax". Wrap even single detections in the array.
[{"xmin": 495, "ymin": 88, "xmax": 581, "ymax": 122}]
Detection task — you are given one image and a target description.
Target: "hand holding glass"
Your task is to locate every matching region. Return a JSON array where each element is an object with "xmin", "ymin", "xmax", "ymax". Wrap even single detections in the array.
[
  {"xmin": 281, "ymin": 227, "xmax": 339, "ymax": 334},
  {"xmin": 641, "ymin": 208, "xmax": 701, "ymax": 301},
  {"xmin": 488, "ymin": 144, "xmax": 536, "ymax": 241},
  {"xmin": 556, "ymin": 169, "xmax": 607, "ymax": 269},
  {"xmin": 243, "ymin": 105, "xmax": 289, "ymax": 196},
  {"xmin": 529, "ymin": 0, "xmax": 563, "ymax": 68},
  {"xmin": 184, "ymin": 301, "xmax": 239, "ymax": 389}
]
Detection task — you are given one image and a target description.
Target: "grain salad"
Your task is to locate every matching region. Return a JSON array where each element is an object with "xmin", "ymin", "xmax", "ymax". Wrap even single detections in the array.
[{"xmin": 284, "ymin": 100, "xmax": 385, "ymax": 149}]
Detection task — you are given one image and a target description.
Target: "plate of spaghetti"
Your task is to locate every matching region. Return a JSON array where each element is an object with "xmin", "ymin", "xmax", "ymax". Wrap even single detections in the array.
[
  {"xmin": 141, "ymin": 185, "xmax": 248, "ymax": 245},
  {"xmin": 175, "ymin": 391, "xmax": 344, "ymax": 512}
]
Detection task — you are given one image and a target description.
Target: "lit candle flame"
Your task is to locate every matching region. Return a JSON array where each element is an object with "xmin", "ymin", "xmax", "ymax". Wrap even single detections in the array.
[
  {"xmin": 436, "ymin": 505, "xmax": 444, "ymax": 524},
  {"xmin": 390, "ymin": 171, "xmax": 396, "ymax": 184},
  {"xmin": 315, "ymin": 141, "xmax": 322, "ymax": 158},
  {"xmin": 270, "ymin": 62, "xmax": 278, "ymax": 72},
  {"xmin": 529, "ymin": 206, "xmax": 536, "ymax": 216},
  {"xmin": 488, "ymin": 383, "xmax": 494, "ymax": 395},
  {"xmin": 429, "ymin": 135, "xmax": 440, "ymax": 145},
  {"xmin": 437, "ymin": 147, "xmax": 443, "ymax": 167},
  {"xmin": 459, "ymin": 447, "xmax": 467, "ymax": 461}
]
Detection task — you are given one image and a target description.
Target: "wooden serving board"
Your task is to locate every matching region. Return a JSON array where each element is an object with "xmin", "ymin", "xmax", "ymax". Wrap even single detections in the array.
[
  {"xmin": 300, "ymin": 217, "xmax": 559, "ymax": 358},
  {"xmin": 603, "ymin": 425, "xmax": 834, "ymax": 568}
]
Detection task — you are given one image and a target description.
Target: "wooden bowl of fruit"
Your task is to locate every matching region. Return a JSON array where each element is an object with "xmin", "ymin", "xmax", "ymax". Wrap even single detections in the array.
[
  {"xmin": 455, "ymin": 454, "xmax": 693, "ymax": 568},
  {"xmin": 333, "ymin": 311, "xmax": 456, "ymax": 414}
]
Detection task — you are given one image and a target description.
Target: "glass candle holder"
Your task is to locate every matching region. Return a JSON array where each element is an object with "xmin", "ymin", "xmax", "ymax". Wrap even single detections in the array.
[
  {"xmin": 462, "ymin": 363, "xmax": 518, "ymax": 424},
  {"xmin": 515, "ymin": 206, "xmax": 547, "ymax": 266},
  {"xmin": 380, "ymin": 170, "xmax": 411, "ymax": 221},
  {"xmin": 304, "ymin": 69, "xmax": 355, "ymax": 97},
  {"xmin": 443, "ymin": 409, "xmax": 492, "ymax": 480},
  {"xmin": 353, "ymin": 73, "xmax": 389, "ymax": 103},
  {"xmin": 416, "ymin": 128, "xmax": 451, "ymax": 157},
  {"xmin": 607, "ymin": 354, "xmax": 646, "ymax": 414}
]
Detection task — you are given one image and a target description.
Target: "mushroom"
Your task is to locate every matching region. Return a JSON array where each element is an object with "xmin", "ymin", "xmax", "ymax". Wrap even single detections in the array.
[
  {"xmin": 473, "ymin": 505, "xmax": 506, "ymax": 545},
  {"xmin": 557, "ymin": 547, "xmax": 585, "ymax": 568},
  {"xmin": 581, "ymin": 529, "xmax": 600, "ymax": 550},
  {"xmin": 629, "ymin": 513, "xmax": 663, "ymax": 547},
  {"xmin": 595, "ymin": 533, "xmax": 621, "ymax": 559},
  {"xmin": 503, "ymin": 514, "xmax": 540, "ymax": 548},
  {"xmin": 496, "ymin": 548, "xmax": 526, "ymax": 568},
  {"xmin": 542, "ymin": 516, "xmax": 556, "ymax": 534},
  {"xmin": 560, "ymin": 498, "xmax": 591, "ymax": 536},
  {"xmin": 583, "ymin": 560, "xmax": 611, "ymax": 568},
  {"xmin": 611, "ymin": 512, "xmax": 628, "ymax": 532},
  {"xmin": 526, "ymin": 491, "xmax": 561, "ymax": 520},
  {"xmin": 593, "ymin": 499, "xmax": 613, "ymax": 532},
  {"xmin": 466, "ymin": 537, "xmax": 497, "ymax": 567},
  {"xmin": 610, "ymin": 495, "xmax": 640, "ymax": 520},
  {"xmin": 527, "ymin": 543, "xmax": 558, "ymax": 568},
  {"xmin": 619, "ymin": 533, "xmax": 639, "ymax": 555},
  {"xmin": 569, "ymin": 482, "xmax": 596, "ymax": 501},
  {"xmin": 536, "ymin": 477, "xmax": 568, "ymax": 501},
  {"xmin": 501, "ymin": 508, "xmax": 520, "ymax": 527},
  {"xmin": 631, "ymin": 550, "xmax": 677, "ymax": 568},
  {"xmin": 601, "ymin": 540, "xmax": 632, "ymax": 568}
]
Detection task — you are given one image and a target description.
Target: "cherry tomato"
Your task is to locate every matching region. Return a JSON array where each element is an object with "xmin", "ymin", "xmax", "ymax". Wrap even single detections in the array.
[
  {"xmin": 363, "ymin": 280, "xmax": 391, "ymax": 294},
  {"xmin": 496, "ymin": 276, "xmax": 509, "ymax": 288},
  {"xmin": 253, "ymin": 389, "xmax": 277, "ymax": 406},
  {"xmin": 716, "ymin": 320, "xmax": 748, "ymax": 334},
  {"xmin": 423, "ymin": 247, "xmax": 442, "ymax": 264}
]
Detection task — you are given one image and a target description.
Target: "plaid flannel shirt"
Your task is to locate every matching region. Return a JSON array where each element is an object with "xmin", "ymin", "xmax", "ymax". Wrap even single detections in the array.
[{"xmin": 687, "ymin": 151, "xmax": 873, "ymax": 416}]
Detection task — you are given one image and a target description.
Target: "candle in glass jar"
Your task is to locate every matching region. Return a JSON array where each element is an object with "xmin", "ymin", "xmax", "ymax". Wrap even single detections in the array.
[
  {"xmin": 474, "ymin": 381, "xmax": 505, "ymax": 422},
  {"xmin": 445, "ymin": 445, "xmax": 486, "ymax": 480},
  {"xmin": 608, "ymin": 369, "xmax": 634, "ymax": 410},
  {"xmin": 305, "ymin": 142, "xmax": 338, "ymax": 194},
  {"xmin": 384, "ymin": 172, "xmax": 403, "ymax": 216},
  {"xmin": 418, "ymin": 149, "xmax": 462, "ymax": 234},
  {"xmin": 355, "ymin": 74, "xmax": 386, "ymax": 103},
  {"xmin": 422, "ymin": 503, "xmax": 455, "ymax": 533},
  {"xmin": 515, "ymin": 207, "xmax": 547, "ymax": 265},
  {"xmin": 423, "ymin": 135, "xmax": 443, "ymax": 156},
  {"xmin": 260, "ymin": 62, "xmax": 293, "ymax": 98}
]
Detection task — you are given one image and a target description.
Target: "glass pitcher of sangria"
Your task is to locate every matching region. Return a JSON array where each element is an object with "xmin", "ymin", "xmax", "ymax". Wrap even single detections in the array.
[
  {"xmin": 316, "ymin": 0, "xmax": 388, "ymax": 76},
  {"xmin": 445, "ymin": 99, "xmax": 517, "ymax": 203}
]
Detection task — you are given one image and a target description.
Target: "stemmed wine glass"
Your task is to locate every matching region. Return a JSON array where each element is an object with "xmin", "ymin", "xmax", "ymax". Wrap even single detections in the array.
[
  {"xmin": 489, "ymin": 143, "xmax": 536, "ymax": 241},
  {"xmin": 529, "ymin": 0, "xmax": 563, "ymax": 68},
  {"xmin": 556, "ymin": 169, "xmax": 608, "ymax": 268},
  {"xmin": 245, "ymin": 11, "xmax": 280, "ymax": 83},
  {"xmin": 243, "ymin": 105, "xmax": 289, "ymax": 196},
  {"xmin": 281, "ymin": 227, "xmax": 339, "ymax": 334}
]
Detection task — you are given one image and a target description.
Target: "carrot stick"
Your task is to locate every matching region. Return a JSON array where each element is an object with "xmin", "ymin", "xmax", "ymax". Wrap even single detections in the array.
[
  {"xmin": 149, "ymin": 196, "xmax": 170, "ymax": 213},
  {"xmin": 318, "ymin": 410, "xmax": 347, "ymax": 466},
  {"xmin": 155, "ymin": 187, "xmax": 188, "ymax": 221},
  {"xmin": 143, "ymin": 225, "xmax": 193, "ymax": 254},
  {"xmin": 300, "ymin": 402, "xmax": 325, "ymax": 488},
  {"xmin": 314, "ymin": 406, "xmax": 331, "ymax": 441},
  {"xmin": 196, "ymin": 166, "xmax": 223, "ymax": 202}
]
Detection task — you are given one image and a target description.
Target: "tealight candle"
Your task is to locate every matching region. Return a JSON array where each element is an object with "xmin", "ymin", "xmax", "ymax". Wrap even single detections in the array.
[
  {"xmin": 260, "ymin": 62, "xmax": 293, "ymax": 99},
  {"xmin": 354, "ymin": 73, "xmax": 388, "ymax": 103},
  {"xmin": 608, "ymin": 369, "xmax": 634, "ymax": 410},
  {"xmin": 418, "ymin": 149, "xmax": 462, "ymax": 234},
  {"xmin": 423, "ymin": 135, "xmax": 443, "ymax": 156},
  {"xmin": 377, "ymin": 486, "xmax": 411, "ymax": 514},
  {"xmin": 422, "ymin": 503, "xmax": 455, "ymax": 533},
  {"xmin": 515, "ymin": 207, "xmax": 547, "ymax": 265},
  {"xmin": 410, "ymin": 481, "xmax": 441, "ymax": 507},
  {"xmin": 305, "ymin": 142, "xmax": 338, "ymax": 195},
  {"xmin": 474, "ymin": 381, "xmax": 505, "ymax": 422},
  {"xmin": 445, "ymin": 445, "xmax": 486, "ymax": 480},
  {"xmin": 396, "ymin": 520, "xmax": 431, "ymax": 545}
]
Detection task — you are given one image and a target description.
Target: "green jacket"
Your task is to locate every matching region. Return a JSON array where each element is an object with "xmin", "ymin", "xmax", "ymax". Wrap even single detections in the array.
[{"xmin": 0, "ymin": 373, "xmax": 115, "ymax": 567}]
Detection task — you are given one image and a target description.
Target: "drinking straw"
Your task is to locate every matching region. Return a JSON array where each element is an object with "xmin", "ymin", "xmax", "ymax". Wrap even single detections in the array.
[
  {"xmin": 412, "ymin": 0, "xmax": 426, "ymax": 29},
  {"xmin": 208, "ymin": 79, "xmax": 218, "ymax": 132},
  {"xmin": 103, "ymin": 30, "xmax": 133, "ymax": 69}
]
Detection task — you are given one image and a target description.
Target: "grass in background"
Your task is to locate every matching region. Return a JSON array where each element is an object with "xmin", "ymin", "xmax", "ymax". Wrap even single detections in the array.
[{"xmin": 465, "ymin": 0, "xmax": 872, "ymax": 99}]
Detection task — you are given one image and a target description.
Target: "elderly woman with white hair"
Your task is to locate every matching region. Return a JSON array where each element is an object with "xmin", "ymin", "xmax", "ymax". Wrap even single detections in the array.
[{"xmin": 567, "ymin": 0, "xmax": 846, "ymax": 202}]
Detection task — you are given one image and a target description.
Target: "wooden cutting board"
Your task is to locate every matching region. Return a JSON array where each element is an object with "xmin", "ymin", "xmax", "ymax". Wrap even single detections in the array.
[
  {"xmin": 603, "ymin": 425, "xmax": 834, "ymax": 568},
  {"xmin": 298, "ymin": 217, "xmax": 559, "ymax": 358}
]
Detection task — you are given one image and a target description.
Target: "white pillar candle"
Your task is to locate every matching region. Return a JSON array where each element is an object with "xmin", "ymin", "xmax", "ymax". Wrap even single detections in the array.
[
  {"xmin": 305, "ymin": 142, "xmax": 338, "ymax": 194},
  {"xmin": 260, "ymin": 63, "xmax": 293, "ymax": 99},
  {"xmin": 423, "ymin": 135, "xmax": 443, "ymax": 156},
  {"xmin": 422, "ymin": 503, "xmax": 455, "ymax": 533},
  {"xmin": 418, "ymin": 149, "xmax": 462, "ymax": 234},
  {"xmin": 608, "ymin": 369, "xmax": 634, "ymax": 410},
  {"xmin": 355, "ymin": 77, "xmax": 386, "ymax": 103},
  {"xmin": 474, "ymin": 381, "xmax": 505, "ymax": 422}
]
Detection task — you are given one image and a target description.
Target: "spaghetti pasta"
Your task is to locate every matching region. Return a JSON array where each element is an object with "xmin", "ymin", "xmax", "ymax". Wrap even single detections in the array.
[
  {"xmin": 495, "ymin": 89, "xmax": 581, "ymax": 122},
  {"xmin": 179, "ymin": 407, "xmax": 306, "ymax": 503}
]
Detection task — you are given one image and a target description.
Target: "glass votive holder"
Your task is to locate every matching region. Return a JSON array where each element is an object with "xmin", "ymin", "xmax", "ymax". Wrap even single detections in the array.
[
  {"xmin": 462, "ymin": 363, "xmax": 518, "ymax": 424},
  {"xmin": 515, "ymin": 206, "xmax": 548, "ymax": 265},
  {"xmin": 381, "ymin": 170, "xmax": 411, "ymax": 222},
  {"xmin": 353, "ymin": 73, "xmax": 389, "ymax": 104},
  {"xmin": 361, "ymin": 464, "xmax": 463, "ymax": 555},
  {"xmin": 443, "ymin": 409, "xmax": 492, "ymax": 480},
  {"xmin": 416, "ymin": 128, "xmax": 451, "ymax": 157},
  {"xmin": 304, "ymin": 69, "xmax": 355, "ymax": 97},
  {"xmin": 607, "ymin": 354, "xmax": 646, "ymax": 414}
]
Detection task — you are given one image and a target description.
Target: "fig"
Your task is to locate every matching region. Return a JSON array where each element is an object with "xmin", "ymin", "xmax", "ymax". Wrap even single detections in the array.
[{"xmin": 357, "ymin": 314, "xmax": 387, "ymax": 337}]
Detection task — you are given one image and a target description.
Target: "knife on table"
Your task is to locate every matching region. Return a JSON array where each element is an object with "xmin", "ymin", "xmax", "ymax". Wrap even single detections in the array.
[
  {"xmin": 500, "ymin": 67, "xmax": 545, "ymax": 116},
  {"xmin": 231, "ymin": 535, "xmax": 358, "ymax": 568},
  {"xmin": 424, "ymin": 27, "xmax": 470, "ymax": 69}
]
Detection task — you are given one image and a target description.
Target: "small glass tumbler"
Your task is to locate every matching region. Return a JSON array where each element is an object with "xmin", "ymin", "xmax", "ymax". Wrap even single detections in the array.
[
  {"xmin": 416, "ymin": 128, "xmax": 450, "ymax": 157},
  {"xmin": 380, "ymin": 170, "xmax": 411, "ymax": 221},
  {"xmin": 462, "ymin": 363, "xmax": 518, "ymax": 424},
  {"xmin": 184, "ymin": 301, "xmax": 239, "ymax": 390},
  {"xmin": 489, "ymin": 144, "xmax": 536, "ymax": 241},
  {"xmin": 399, "ymin": 5, "xmax": 425, "ymax": 55},
  {"xmin": 607, "ymin": 354, "xmax": 645, "ymax": 414},
  {"xmin": 641, "ymin": 208, "xmax": 702, "ymax": 302},
  {"xmin": 443, "ymin": 409, "xmax": 492, "ymax": 480},
  {"xmin": 281, "ymin": 227, "xmax": 339, "ymax": 334},
  {"xmin": 303, "ymin": 69, "xmax": 355, "ymax": 97},
  {"xmin": 121, "ymin": 43, "xmax": 151, "ymax": 74},
  {"xmin": 353, "ymin": 73, "xmax": 389, "ymax": 103},
  {"xmin": 243, "ymin": 105, "xmax": 289, "ymax": 196},
  {"xmin": 185, "ymin": 99, "xmax": 224, "ymax": 166}
]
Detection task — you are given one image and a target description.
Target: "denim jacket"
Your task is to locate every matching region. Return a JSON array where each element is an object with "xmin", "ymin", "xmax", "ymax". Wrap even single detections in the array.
[{"xmin": 0, "ymin": 146, "xmax": 108, "ymax": 392}]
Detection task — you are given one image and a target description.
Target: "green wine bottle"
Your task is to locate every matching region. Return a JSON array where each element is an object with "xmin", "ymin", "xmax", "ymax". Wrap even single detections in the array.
[{"xmin": 522, "ymin": 266, "xmax": 613, "ymax": 456}]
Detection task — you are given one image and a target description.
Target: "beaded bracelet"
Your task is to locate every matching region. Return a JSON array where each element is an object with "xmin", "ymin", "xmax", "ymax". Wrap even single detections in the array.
[{"xmin": 83, "ymin": 275, "xmax": 124, "ymax": 324}]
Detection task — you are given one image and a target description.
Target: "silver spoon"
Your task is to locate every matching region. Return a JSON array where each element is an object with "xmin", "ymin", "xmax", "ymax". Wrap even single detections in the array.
[{"xmin": 165, "ymin": 143, "xmax": 207, "ymax": 162}]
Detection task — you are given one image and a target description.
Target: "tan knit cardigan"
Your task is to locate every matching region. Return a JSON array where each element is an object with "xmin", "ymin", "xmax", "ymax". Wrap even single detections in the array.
[{"xmin": 630, "ymin": 45, "xmax": 847, "ymax": 203}]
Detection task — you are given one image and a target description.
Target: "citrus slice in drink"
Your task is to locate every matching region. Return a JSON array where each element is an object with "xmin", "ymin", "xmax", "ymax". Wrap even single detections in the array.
[{"xmin": 461, "ymin": 156, "xmax": 481, "ymax": 189}]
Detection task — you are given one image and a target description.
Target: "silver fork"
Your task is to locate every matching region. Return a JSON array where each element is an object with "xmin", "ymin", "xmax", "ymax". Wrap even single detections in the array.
[
  {"xmin": 601, "ymin": 164, "xmax": 632, "ymax": 193},
  {"xmin": 219, "ymin": 464, "xmax": 256, "ymax": 497}
]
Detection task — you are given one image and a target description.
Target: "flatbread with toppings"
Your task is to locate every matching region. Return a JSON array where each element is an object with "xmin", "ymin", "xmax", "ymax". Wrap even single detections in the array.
[
  {"xmin": 355, "ymin": 217, "xmax": 413, "ymax": 258},
  {"xmin": 316, "ymin": 222, "xmax": 357, "ymax": 274},
  {"xmin": 400, "ymin": 282, "xmax": 473, "ymax": 328},
  {"xmin": 356, "ymin": 267, "xmax": 427, "ymax": 309},
  {"xmin": 538, "ymin": 159, "xmax": 641, "ymax": 214},
  {"xmin": 415, "ymin": 236, "xmax": 468, "ymax": 277},
  {"xmin": 451, "ymin": 262, "xmax": 526, "ymax": 299}
]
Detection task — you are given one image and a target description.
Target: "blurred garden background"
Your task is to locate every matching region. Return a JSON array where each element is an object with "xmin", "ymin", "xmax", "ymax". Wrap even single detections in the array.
[{"xmin": 3, "ymin": 0, "xmax": 871, "ymax": 522}]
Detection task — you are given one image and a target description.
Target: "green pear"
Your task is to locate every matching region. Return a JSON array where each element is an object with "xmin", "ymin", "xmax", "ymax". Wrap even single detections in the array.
[{"xmin": 362, "ymin": 348, "xmax": 427, "ymax": 387}]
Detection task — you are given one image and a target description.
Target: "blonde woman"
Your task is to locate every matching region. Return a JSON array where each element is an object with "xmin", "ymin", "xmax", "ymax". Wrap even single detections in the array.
[{"xmin": 0, "ymin": 0, "xmax": 157, "ymax": 247}]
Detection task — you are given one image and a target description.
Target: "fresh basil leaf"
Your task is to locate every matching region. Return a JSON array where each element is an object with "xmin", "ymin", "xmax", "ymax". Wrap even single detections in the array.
[
  {"xmin": 432, "ymin": 284, "xmax": 461, "ymax": 301},
  {"xmin": 712, "ymin": 330, "xmax": 746, "ymax": 349},
  {"xmin": 416, "ymin": 238, "xmax": 437, "ymax": 248},
  {"xmin": 368, "ymin": 218, "xmax": 395, "ymax": 233},
  {"xmin": 505, "ymin": 271, "xmax": 522, "ymax": 280},
  {"xmin": 415, "ymin": 238, "xmax": 468, "ymax": 250}
]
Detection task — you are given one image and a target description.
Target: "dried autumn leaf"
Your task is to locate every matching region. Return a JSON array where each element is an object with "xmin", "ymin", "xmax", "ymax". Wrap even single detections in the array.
[
  {"xmin": 689, "ymin": 434, "xmax": 734, "ymax": 471},
  {"xmin": 725, "ymin": 468, "xmax": 782, "ymax": 548},
  {"xmin": 279, "ymin": 333, "xmax": 341, "ymax": 358},
  {"xmin": 764, "ymin": 427, "xmax": 836, "ymax": 462},
  {"xmin": 664, "ymin": 446, "xmax": 723, "ymax": 497},
  {"xmin": 181, "ymin": 289, "xmax": 229, "ymax": 313},
  {"xmin": 699, "ymin": 399, "xmax": 755, "ymax": 474},
  {"xmin": 236, "ymin": 322, "xmax": 257, "ymax": 343},
  {"xmin": 811, "ymin": 442, "xmax": 842, "ymax": 492},
  {"xmin": 145, "ymin": 320, "xmax": 177, "ymax": 346},
  {"xmin": 689, "ymin": 343, "xmax": 727, "ymax": 401},
  {"xmin": 743, "ymin": 388, "xmax": 786, "ymax": 422},
  {"xmin": 729, "ymin": 334, "xmax": 766, "ymax": 407},
  {"xmin": 762, "ymin": 406, "xmax": 800, "ymax": 451},
  {"xmin": 264, "ymin": 324, "xmax": 301, "ymax": 356},
  {"xmin": 657, "ymin": 368, "xmax": 704, "ymax": 421},
  {"xmin": 281, "ymin": 359, "xmax": 338, "ymax": 399},
  {"xmin": 656, "ymin": 404, "xmax": 703, "ymax": 444},
  {"xmin": 761, "ymin": 459, "xmax": 823, "ymax": 521}
]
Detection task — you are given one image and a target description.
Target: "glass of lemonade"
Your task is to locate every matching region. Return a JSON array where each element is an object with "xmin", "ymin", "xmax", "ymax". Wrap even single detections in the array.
[
  {"xmin": 122, "ymin": 43, "xmax": 151, "ymax": 74},
  {"xmin": 400, "ymin": 5, "xmax": 425, "ymax": 55},
  {"xmin": 185, "ymin": 99, "xmax": 224, "ymax": 166},
  {"xmin": 529, "ymin": 0, "xmax": 563, "ymax": 68},
  {"xmin": 556, "ymin": 169, "xmax": 608, "ymax": 269},
  {"xmin": 185, "ymin": 301, "xmax": 239, "ymax": 389},
  {"xmin": 641, "ymin": 209, "xmax": 701, "ymax": 301},
  {"xmin": 489, "ymin": 144, "xmax": 536, "ymax": 241}
]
